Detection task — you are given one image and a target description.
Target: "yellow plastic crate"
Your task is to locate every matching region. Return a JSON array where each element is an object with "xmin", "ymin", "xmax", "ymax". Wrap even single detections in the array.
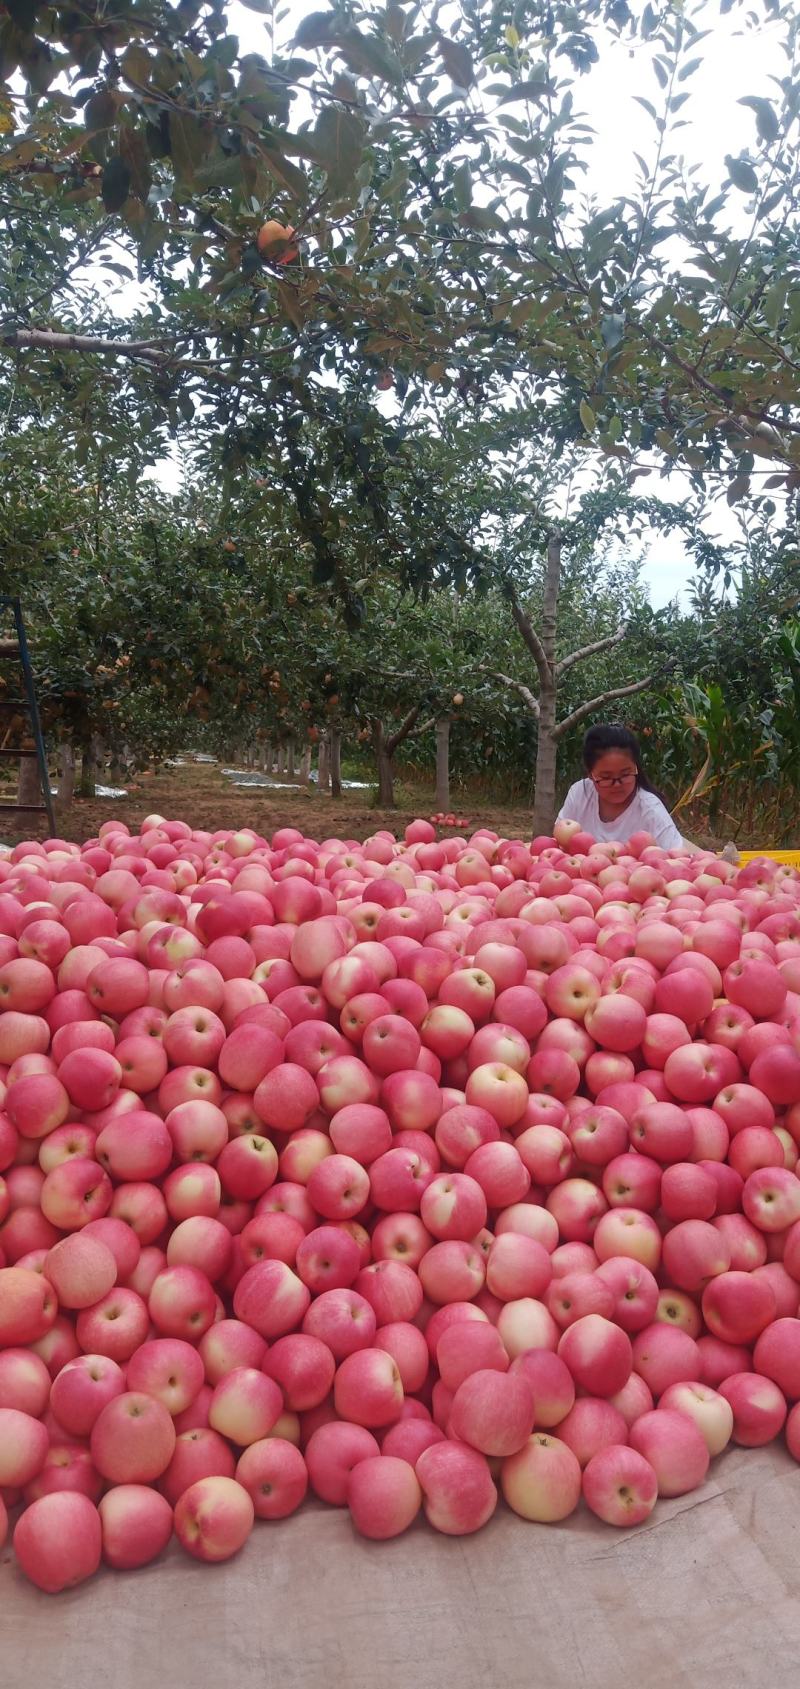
[{"xmin": 736, "ymin": 850, "xmax": 800, "ymax": 868}]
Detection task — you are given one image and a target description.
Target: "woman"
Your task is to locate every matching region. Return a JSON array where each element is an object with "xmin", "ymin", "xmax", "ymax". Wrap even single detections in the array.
[{"xmin": 556, "ymin": 722, "xmax": 693, "ymax": 850}]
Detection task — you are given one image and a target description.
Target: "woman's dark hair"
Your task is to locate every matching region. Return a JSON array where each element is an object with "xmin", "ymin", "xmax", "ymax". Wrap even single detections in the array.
[{"xmin": 582, "ymin": 722, "xmax": 664, "ymax": 799}]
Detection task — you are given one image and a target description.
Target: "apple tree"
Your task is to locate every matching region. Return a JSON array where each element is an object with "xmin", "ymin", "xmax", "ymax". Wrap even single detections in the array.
[{"xmin": 1, "ymin": 0, "xmax": 799, "ymax": 500}]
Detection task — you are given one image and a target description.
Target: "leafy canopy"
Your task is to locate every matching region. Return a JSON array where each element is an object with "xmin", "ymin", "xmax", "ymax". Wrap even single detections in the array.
[{"xmin": 1, "ymin": 0, "xmax": 799, "ymax": 524}]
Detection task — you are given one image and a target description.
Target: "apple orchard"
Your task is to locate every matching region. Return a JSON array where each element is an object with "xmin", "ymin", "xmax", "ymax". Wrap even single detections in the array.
[
  {"xmin": 1, "ymin": 807, "xmax": 800, "ymax": 1587},
  {"xmin": 3, "ymin": 0, "xmax": 800, "ymax": 1595},
  {"xmin": 3, "ymin": 0, "xmax": 800, "ymax": 841}
]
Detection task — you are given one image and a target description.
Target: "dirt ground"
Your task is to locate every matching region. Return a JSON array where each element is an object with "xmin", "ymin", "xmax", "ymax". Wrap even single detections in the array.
[
  {"xmin": 1, "ymin": 758, "xmax": 541, "ymax": 847},
  {"xmin": 2, "ymin": 755, "xmax": 744, "ymax": 851}
]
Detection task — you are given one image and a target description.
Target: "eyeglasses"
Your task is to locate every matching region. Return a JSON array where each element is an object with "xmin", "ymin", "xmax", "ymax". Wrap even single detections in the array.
[{"xmin": 592, "ymin": 772, "xmax": 637, "ymax": 790}]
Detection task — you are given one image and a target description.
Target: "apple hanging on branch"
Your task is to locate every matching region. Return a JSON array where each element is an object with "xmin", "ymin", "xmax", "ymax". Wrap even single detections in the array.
[{"xmin": 256, "ymin": 222, "xmax": 299, "ymax": 266}]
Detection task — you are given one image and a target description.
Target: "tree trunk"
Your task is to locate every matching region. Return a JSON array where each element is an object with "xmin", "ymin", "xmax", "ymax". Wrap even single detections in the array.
[
  {"xmin": 376, "ymin": 747, "xmax": 395, "ymax": 807},
  {"xmin": 318, "ymin": 735, "xmax": 331, "ymax": 793},
  {"xmin": 57, "ymin": 743, "xmax": 75, "ymax": 810},
  {"xmin": 299, "ymin": 747, "xmax": 312, "ymax": 784},
  {"xmin": 330, "ymin": 730, "xmax": 342, "ymax": 799},
  {"xmin": 260, "ymin": 741, "xmax": 270, "ymax": 773},
  {"xmin": 78, "ymin": 739, "xmax": 97, "ymax": 799},
  {"xmin": 372, "ymin": 721, "xmax": 395, "ymax": 807},
  {"xmin": 532, "ymin": 535, "xmax": 562, "ymax": 835},
  {"xmin": 435, "ymin": 717, "xmax": 451, "ymax": 812},
  {"xmin": 532, "ymin": 682, "xmax": 558, "ymax": 837},
  {"xmin": 276, "ymin": 743, "xmax": 286, "ymax": 777},
  {"xmin": 118, "ymin": 743, "xmax": 133, "ymax": 780},
  {"xmin": 17, "ymin": 754, "xmax": 42, "ymax": 810},
  {"xmin": 286, "ymin": 738, "xmax": 295, "ymax": 779}
]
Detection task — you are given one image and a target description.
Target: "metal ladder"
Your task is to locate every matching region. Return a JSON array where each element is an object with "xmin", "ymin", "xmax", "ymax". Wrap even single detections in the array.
[{"xmin": 0, "ymin": 596, "xmax": 57, "ymax": 836}]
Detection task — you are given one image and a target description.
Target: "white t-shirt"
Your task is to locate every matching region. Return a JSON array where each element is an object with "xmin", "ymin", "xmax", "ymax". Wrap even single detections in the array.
[{"xmin": 556, "ymin": 780, "xmax": 685, "ymax": 849}]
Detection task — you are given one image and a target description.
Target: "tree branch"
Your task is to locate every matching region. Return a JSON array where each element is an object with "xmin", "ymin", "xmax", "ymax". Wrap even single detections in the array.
[
  {"xmin": 553, "ymin": 672, "xmax": 662, "ymax": 740},
  {"xmin": 386, "ymin": 704, "xmax": 423, "ymax": 755},
  {"xmin": 642, "ymin": 327, "xmax": 800, "ymax": 443},
  {"xmin": 555, "ymin": 625, "xmax": 628, "ymax": 678},
  {"xmin": 508, "ymin": 592, "xmax": 550, "ymax": 688},
  {"xmin": 477, "ymin": 667, "xmax": 540, "ymax": 718},
  {"xmin": 2, "ymin": 328, "xmax": 174, "ymax": 364},
  {"xmin": 1, "ymin": 328, "xmax": 240, "ymax": 384}
]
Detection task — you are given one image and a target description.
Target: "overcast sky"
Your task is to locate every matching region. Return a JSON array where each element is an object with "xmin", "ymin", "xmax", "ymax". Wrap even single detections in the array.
[{"xmin": 143, "ymin": 1, "xmax": 787, "ymax": 608}]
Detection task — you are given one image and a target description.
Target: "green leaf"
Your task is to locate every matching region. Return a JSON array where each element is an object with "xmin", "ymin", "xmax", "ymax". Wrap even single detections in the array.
[
  {"xmin": 101, "ymin": 156, "xmax": 131, "ymax": 212},
  {"xmin": 259, "ymin": 146, "xmax": 307, "ymax": 197},
  {"xmin": 763, "ymin": 280, "xmax": 786, "ymax": 330},
  {"xmin": 725, "ymin": 154, "xmax": 758, "ymax": 194},
  {"xmin": 119, "ymin": 127, "xmax": 152, "ymax": 202},
  {"xmin": 85, "ymin": 90, "xmax": 119, "ymax": 132},
  {"xmin": 276, "ymin": 282, "xmax": 305, "ymax": 330},
  {"xmin": 453, "ymin": 160, "xmax": 472, "ymax": 211},
  {"xmin": 579, "ymin": 399, "xmax": 596, "ymax": 434},
  {"xmin": 194, "ymin": 154, "xmax": 244, "ymax": 190},
  {"xmin": 496, "ymin": 78, "xmax": 553, "ymax": 104},
  {"xmin": 458, "ymin": 206, "xmax": 505, "ymax": 232},
  {"xmin": 739, "ymin": 96, "xmax": 780, "ymax": 146},
  {"xmin": 168, "ymin": 113, "xmax": 212, "ymax": 183},
  {"xmin": 438, "ymin": 37, "xmax": 474, "ymax": 89},
  {"xmin": 726, "ymin": 474, "xmax": 749, "ymax": 505},
  {"xmin": 121, "ymin": 45, "xmax": 153, "ymax": 86},
  {"xmin": 337, "ymin": 29, "xmax": 405, "ymax": 85},
  {"xmin": 600, "ymin": 314, "xmax": 625, "ymax": 351},
  {"xmin": 140, "ymin": 218, "xmax": 167, "ymax": 258},
  {"xmin": 544, "ymin": 154, "xmax": 569, "ymax": 201},
  {"xmin": 294, "ymin": 12, "xmax": 336, "ymax": 47},
  {"xmin": 314, "ymin": 106, "xmax": 363, "ymax": 194},
  {"xmin": 496, "ymin": 160, "xmax": 532, "ymax": 186}
]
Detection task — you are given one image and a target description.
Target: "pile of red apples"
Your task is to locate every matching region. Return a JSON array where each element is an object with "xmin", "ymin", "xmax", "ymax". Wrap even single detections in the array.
[{"xmin": 1, "ymin": 812, "xmax": 800, "ymax": 1593}]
